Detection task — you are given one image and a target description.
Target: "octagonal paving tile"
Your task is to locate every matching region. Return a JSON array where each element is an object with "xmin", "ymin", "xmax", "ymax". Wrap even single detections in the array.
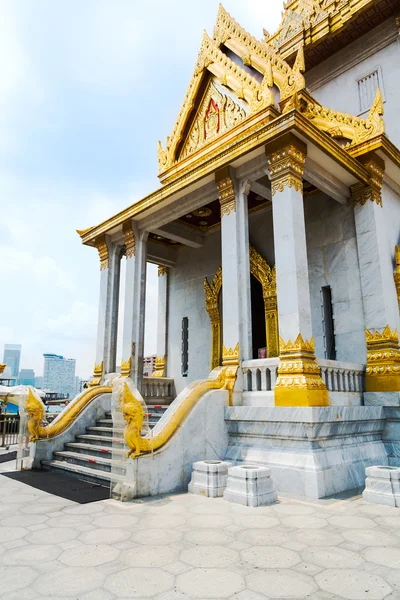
[
  {"xmin": 34, "ymin": 565, "xmax": 106, "ymax": 597},
  {"xmin": 46, "ymin": 515, "xmax": 98, "ymax": 528},
  {"xmin": 79, "ymin": 527, "xmax": 131, "ymax": 545},
  {"xmin": 328, "ymin": 516, "xmax": 377, "ymax": 529},
  {"xmin": 230, "ymin": 591, "xmax": 270, "ymax": 600},
  {"xmin": 62, "ymin": 503, "xmax": 106, "ymax": 515},
  {"xmin": 184, "ymin": 528, "xmax": 236, "ymax": 546},
  {"xmin": 241, "ymin": 545, "xmax": 301, "ymax": 569},
  {"xmin": 237, "ymin": 528, "xmax": 291, "ymax": 547},
  {"xmin": 247, "ymin": 568, "xmax": 318, "ymax": 598},
  {"xmin": 358, "ymin": 504, "xmax": 399, "ymax": 517},
  {"xmin": 132, "ymin": 528, "xmax": 183, "ymax": 546},
  {"xmin": 1, "ymin": 493, "xmax": 42, "ymax": 504},
  {"xmin": 59, "ymin": 544, "xmax": 121, "ymax": 566},
  {"xmin": 93, "ymin": 515, "xmax": 139, "ymax": 529},
  {"xmin": 187, "ymin": 514, "xmax": 234, "ymax": 529},
  {"xmin": 280, "ymin": 515, "xmax": 328, "ymax": 529},
  {"xmin": 121, "ymin": 545, "xmax": 179, "ymax": 567},
  {"xmin": 105, "ymin": 566, "xmax": 174, "ymax": 597},
  {"xmin": 362, "ymin": 546, "xmax": 400, "ymax": 569},
  {"xmin": 136, "ymin": 515, "xmax": 186, "ymax": 529},
  {"xmin": 342, "ymin": 529, "xmax": 399, "ymax": 547},
  {"xmin": 0, "ymin": 526, "xmax": 27, "ymax": 543},
  {"xmin": 177, "ymin": 567, "xmax": 245, "ymax": 598},
  {"xmin": 315, "ymin": 568, "xmax": 392, "ymax": 600},
  {"xmin": 1, "ymin": 514, "xmax": 48, "ymax": 527},
  {"xmin": 26, "ymin": 527, "xmax": 79, "ymax": 545},
  {"xmin": 2, "ymin": 543, "xmax": 61, "ymax": 565},
  {"xmin": 291, "ymin": 529, "xmax": 344, "ymax": 547},
  {"xmin": 374, "ymin": 516, "xmax": 400, "ymax": 529},
  {"xmin": 272, "ymin": 503, "xmax": 315, "ymax": 516},
  {"xmin": 233, "ymin": 515, "xmax": 280, "ymax": 529},
  {"xmin": 301, "ymin": 546, "xmax": 364, "ymax": 569},
  {"xmin": 0, "ymin": 565, "xmax": 38, "ymax": 595},
  {"xmin": 180, "ymin": 545, "xmax": 239, "ymax": 568}
]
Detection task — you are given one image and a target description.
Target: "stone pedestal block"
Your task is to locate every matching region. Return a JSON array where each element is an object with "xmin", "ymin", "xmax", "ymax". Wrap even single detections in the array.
[
  {"xmin": 188, "ymin": 460, "xmax": 232, "ymax": 497},
  {"xmin": 364, "ymin": 393, "xmax": 400, "ymax": 466},
  {"xmin": 224, "ymin": 465, "xmax": 277, "ymax": 507},
  {"xmin": 363, "ymin": 465, "xmax": 400, "ymax": 507}
]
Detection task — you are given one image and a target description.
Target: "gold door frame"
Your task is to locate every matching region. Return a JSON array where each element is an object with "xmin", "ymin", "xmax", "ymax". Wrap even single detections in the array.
[{"xmin": 204, "ymin": 247, "xmax": 279, "ymax": 370}]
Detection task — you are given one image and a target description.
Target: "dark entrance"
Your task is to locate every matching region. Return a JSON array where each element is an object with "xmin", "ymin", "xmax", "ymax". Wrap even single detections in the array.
[{"xmin": 250, "ymin": 274, "xmax": 265, "ymax": 359}]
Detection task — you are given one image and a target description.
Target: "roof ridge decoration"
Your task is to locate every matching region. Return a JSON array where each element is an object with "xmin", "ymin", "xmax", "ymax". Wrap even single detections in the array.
[{"xmin": 266, "ymin": 0, "xmax": 330, "ymax": 50}]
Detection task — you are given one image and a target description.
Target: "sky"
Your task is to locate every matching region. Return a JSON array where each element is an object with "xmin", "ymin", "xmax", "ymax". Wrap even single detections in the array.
[{"xmin": 0, "ymin": 0, "xmax": 283, "ymax": 379}]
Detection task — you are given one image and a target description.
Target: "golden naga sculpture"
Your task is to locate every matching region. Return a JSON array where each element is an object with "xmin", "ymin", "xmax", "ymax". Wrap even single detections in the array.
[
  {"xmin": 366, "ymin": 325, "xmax": 400, "ymax": 392},
  {"xmin": 25, "ymin": 386, "xmax": 112, "ymax": 442},
  {"xmin": 119, "ymin": 368, "xmax": 236, "ymax": 459}
]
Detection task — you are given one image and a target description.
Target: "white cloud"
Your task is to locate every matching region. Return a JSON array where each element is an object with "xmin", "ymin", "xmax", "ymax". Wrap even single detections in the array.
[{"xmin": 43, "ymin": 301, "xmax": 97, "ymax": 342}]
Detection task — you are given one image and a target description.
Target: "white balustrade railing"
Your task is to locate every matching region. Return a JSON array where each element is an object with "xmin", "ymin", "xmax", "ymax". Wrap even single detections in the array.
[
  {"xmin": 142, "ymin": 377, "xmax": 175, "ymax": 400},
  {"xmin": 242, "ymin": 358, "xmax": 365, "ymax": 393}
]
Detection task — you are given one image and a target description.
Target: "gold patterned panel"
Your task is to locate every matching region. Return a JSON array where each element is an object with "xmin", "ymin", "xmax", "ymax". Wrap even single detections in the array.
[
  {"xmin": 95, "ymin": 237, "xmax": 109, "ymax": 271},
  {"xmin": 216, "ymin": 169, "xmax": 236, "ymax": 217},
  {"xmin": 266, "ymin": 133, "xmax": 307, "ymax": 196},
  {"xmin": 123, "ymin": 222, "xmax": 136, "ymax": 258},
  {"xmin": 204, "ymin": 266, "xmax": 223, "ymax": 370},
  {"xmin": 152, "ymin": 355, "xmax": 166, "ymax": 378},
  {"xmin": 366, "ymin": 326, "xmax": 400, "ymax": 392},
  {"xmin": 351, "ymin": 151, "xmax": 385, "ymax": 206},
  {"xmin": 275, "ymin": 334, "xmax": 329, "ymax": 406},
  {"xmin": 394, "ymin": 245, "xmax": 400, "ymax": 312},
  {"xmin": 158, "ymin": 265, "xmax": 168, "ymax": 277}
]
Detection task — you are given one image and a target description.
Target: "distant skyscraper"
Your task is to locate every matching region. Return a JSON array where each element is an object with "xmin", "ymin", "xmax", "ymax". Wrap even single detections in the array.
[
  {"xmin": 18, "ymin": 369, "xmax": 35, "ymax": 386},
  {"xmin": 35, "ymin": 376, "xmax": 44, "ymax": 389},
  {"xmin": 3, "ymin": 344, "xmax": 21, "ymax": 379},
  {"xmin": 43, "ymin": 354, "xmax": 76, "ymax": 397}
]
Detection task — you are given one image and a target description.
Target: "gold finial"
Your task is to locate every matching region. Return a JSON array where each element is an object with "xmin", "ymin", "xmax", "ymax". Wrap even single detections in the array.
[{"xmin": 76, "ymin": 227, "xmax": 93, "ymax": 237}]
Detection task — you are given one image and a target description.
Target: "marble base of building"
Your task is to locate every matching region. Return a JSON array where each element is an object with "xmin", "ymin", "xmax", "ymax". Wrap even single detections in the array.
[
  {"xmin": 188, "ymin": 460, "xmax": 232, "ymax": 497},
  {"xmin": 364, "ymin": 392, "xmax": 400, "ymax": 467},
  {"xmin": 363, "ymin": 465, "xmax": 400, "ymax": 507},
  {"xmin": 225, "ymin": 406, "xmax": 388, "ymax": 498},
  {"xmin": 224, "ymin": 465, "xmax": 277, "ymax": 507}
]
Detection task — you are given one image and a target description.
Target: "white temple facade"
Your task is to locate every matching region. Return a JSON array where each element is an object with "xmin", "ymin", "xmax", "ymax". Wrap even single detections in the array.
[{"xmin": 31, "ymin": 0, "xmax": 400, "ymax": 499}]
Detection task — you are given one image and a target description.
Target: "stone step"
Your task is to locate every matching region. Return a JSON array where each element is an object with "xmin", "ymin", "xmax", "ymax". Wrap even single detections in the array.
[
  {"xmin": 65, "ymin": 442, "xmax": 125, "ymax": 457},
  {"xmin": 86, "ymin": 426, "xmax": 124, "ymax": 436},
  {"xmin": 144, "ymin": 396, "xmax": 174, "ymax": 406},
  {"xmin": 41, "ymin": 460, "xmax": 124, "ymax": 487},
  {"xmin": 76, "ymin": 434, "xmax": 124, "ymax": 446},
  {"xmin": 53, "ymin": 451, "xmax": 125, "ymax": 473}
]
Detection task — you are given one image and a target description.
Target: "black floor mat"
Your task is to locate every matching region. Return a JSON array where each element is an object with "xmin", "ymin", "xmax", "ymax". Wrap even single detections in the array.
[
  {"xmin": 0, "ymin": 451, "xmax": 17, "ymax": 463},
  {"xmin": 1, "ymin": 469, "xmax": 110, "ymax": 503}
]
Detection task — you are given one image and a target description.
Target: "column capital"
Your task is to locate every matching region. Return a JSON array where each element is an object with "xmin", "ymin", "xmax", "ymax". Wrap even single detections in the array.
[
  {"xmin": 94, "ymin": 235, "xmax": 109, "ymax": 270},
  {"xmin": 265, "ymin": 133, "xmax": 307, "ymax": 196},
  {"xmin": 216, "ymin": 166, "xmax": 236, "ymax": 217},
  {"xmin": 351, "ymin": 152, "xmax": 385, "ymax": 207},
  {"xmin": 366, "ymin": 326, "xmax": 400, "ymax": 392},
  {"xmin": 239, "ymin": 178, "xmax": 252, "ymax": 197},
  {"xmin": 158, "ymin": 265, "xmax": 168, "ymax": 277},
  {"xmin": 123, "ymin": 221, "xmax": 136, "ymax": 258}
]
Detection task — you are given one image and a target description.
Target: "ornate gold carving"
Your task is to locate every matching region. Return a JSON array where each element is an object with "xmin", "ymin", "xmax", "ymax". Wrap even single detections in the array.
[
  {"xmin": 275, "ymin": 334, "xmax": 329, "ymax": 406},
  {"xmin": 216, "ymin": 169, "xmax": 236, "ymax": 217},
  {"xmin": 121, "ymin": 383, "xmax": 145, "ymax": 458},
  {"xmin": 152, "ymin": 355, "xmax": 166, "ymax": 378},
  {"xmin": 95, "ymin": 236, "xmax": 109, "ymax": 270},
  {"xmin": 366, "ymin": 326, "xmax": 400, "ymax": 392},
  {"xmin": 180, "ymin": 82, "xmax": 246, "ymax": 161},
  {"xmin": 249, "ymin": 247, "xmax": 279, "ymax": 357},
  {"xmin": 266, "ymin": 133, "xmax": 306, "ymax": 195},
  {"xmin": 27, "ymin": 386, "xmax": 112, "ymax": 441},
  {"xmin": 158, "ymin": 265, "xmax": 167, "ymax": 277},
  {"xmin": 204, "ymin": 266, "xmax": 222, "ymax": 370},
  {"xmin": 120, "ymin": 357, "xmax": 132, "ymax": 378},
  {"xmin": 296, "ymin": 88, "xmax": 385, "ymax": 147},
  {"xmin": 0, "ymin": 364, "xmax": 5, "ymax": 375},
  {"xmin": 222, "ymin": 343, "xmax": 240, "ymax": 406},
  {"xmin": 76, "ymin": 227, "xmax": 93, "ymax": 237},
  {"xmin": 89, "ymin": 362, "xmax": 103, "ymax": 386},
  {"xmin": 351, "ymin": 152, "xmax": 385, "ymax": 207},
  {"xmin": 123, "ymin": 222, "xmax": 136, "ymax": 258},
  {"xmin": 394, "ymin": 245, "xmax": 400, "ymax": 312}
]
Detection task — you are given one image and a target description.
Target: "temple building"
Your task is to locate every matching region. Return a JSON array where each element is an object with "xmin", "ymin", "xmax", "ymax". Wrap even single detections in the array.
[{"xmin": 31, "ymin": 0, "xmax": 400, "ymax": 499}]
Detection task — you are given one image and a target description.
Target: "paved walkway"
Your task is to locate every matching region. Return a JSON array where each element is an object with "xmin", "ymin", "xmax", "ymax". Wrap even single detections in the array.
[{"xmin": 0, "ymin": 460, "xmax": 399, "ymax": 600}]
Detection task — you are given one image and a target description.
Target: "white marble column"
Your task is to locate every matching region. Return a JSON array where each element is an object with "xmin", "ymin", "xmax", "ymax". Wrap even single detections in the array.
[
  {"xmin": 217, "ymin": 167, "xmax": 252, "ymax": 397},
  {"xmin": 266, "ymin": 133, "xmax": 328, "ymax": 406},
  {"xmin": 154, "ymin": 266, "xmax": 168, "ymax": 377},
  {"xmin": 120, "ymin": 222, "xmax": 148, "ymax": 391}
]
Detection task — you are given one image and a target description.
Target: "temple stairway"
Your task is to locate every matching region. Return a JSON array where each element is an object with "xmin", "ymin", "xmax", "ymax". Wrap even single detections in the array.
[{"xmin": 42, "ymin": 404, "xmax": 169, "ymax": 487}]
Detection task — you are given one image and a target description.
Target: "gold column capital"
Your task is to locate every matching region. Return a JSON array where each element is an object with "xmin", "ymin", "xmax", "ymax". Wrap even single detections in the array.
[
  {"xmin": 152, "ymin": 355, "xmax": 166, "ymax": 377},
  {"xmin": 120, "ymin": 357, "xmax": 132, "ymax": 378},
  {"xmin": 158, "ymin": 265, "xmax": 168, "ymax": 277},
  {"xmin": 366, "ymin": 325, "xmax": 400, "ymax": 392},
  {"xmin": 89, "ymin": 362, "xmax": 103, "ymax": 386},
  {"xmin": 265, "ymin": 133, "xmax": 307, "ymax": 196},
  {"xmin": 123, "ymin": 222, "xmax": 136, "ymax": 258},
  {"xmin": 351, "ymin": 152, "xmax": 385, "ymax": 207},
  {"xmin": 216, "ymin": 166, "xmax": 236, "ymax": 217},
  {"xmin": 275, "ymin": 334, "xmax": 329, "ymax": 407},
  {"xmin": 95, "ymin": 236, "xmax": 109, "ymax": 270}
]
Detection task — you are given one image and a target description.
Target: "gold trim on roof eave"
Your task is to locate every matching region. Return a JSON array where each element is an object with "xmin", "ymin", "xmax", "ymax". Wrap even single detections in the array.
[
  {"xmin": 80, "ymin": 109, "xmax": 370, "ymax": 246},
  {"xmin": 348, "ymin": 134, "xmax": 400, "ymax": 169}
]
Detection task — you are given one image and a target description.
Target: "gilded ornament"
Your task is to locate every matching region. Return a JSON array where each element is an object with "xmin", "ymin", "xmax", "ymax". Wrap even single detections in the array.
[
  {"xmin": 123, "ymin": 222, "xmax": 136, "ymax": 258},
  {"xmin": 95, "ymin": 236, "xmax": 109, "ymax": 270},
  {"xmin": 216, "ymin": 170, "xmax": 236, "ymax": 217},
  {"xmin": 158, "ymin": 265, "xmax": 168, "ymax": 277},
  {"xmin": 25, "ymin": 389, "xmax": 46, "ymax": 442},
  {"xmin": 351, "ymin": 152, "xmax": 385, "ymax": 207},
  {"xmin": 222, "ymin": 343, "xmax": 240, "ymax": 405},
  {"xmin": 366, "ymin": 326, "xmax": 400, "ymax": 392},
  {"xmin": 152, "ymin": 355, "xmax": 166, "ymax": 378},
  {"xmin": 266, "ymin": 134, "xmax": 307, "ymax": 195},
  {"xmin": 394, "ymin": 245, "xmax": 400, "ymax": 311},
  {"xmin": 76, "ymin": 227, "xmax": 93, "ymax": 237},
  {"xmin": 89, "ymin": 362, "xmax": 103, "ymax": 386},
  {"xmin": 120, "ymin": 357, "xmax": 132, "ymax": 378},
  {"xmin": 204, "ymin": 266, "xmax": 222, "ymax": 370},
  {"xmin": 275, "ymin": 334, "xmax": 329, "ymax": 407},
  {"xmin": 120, "ymin": 383, "xmax": 145, "ymax": 458}
]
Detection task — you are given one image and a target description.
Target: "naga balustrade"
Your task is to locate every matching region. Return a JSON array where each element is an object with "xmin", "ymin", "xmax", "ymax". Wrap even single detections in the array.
[
  {"xmin": 242, "ymin": 358, "xmax": 365, "ymax": 393},
  {"xmin": 142, "ymin": 377, "xmax": 175, "ymax": 401}
]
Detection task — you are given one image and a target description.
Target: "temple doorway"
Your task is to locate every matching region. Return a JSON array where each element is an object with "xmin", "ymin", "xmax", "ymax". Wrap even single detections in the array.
[{"xmin": 251, "ymin": 275, "xmax": 265, "ymax": 359}]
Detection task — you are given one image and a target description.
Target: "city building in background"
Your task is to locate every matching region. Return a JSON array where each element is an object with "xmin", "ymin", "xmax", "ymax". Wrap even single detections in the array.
[
  {"xmin": 43, "ymin": 354, "xmax": 76, "ymax": 398},
  {"xmin": 35, "ymin": 376, "xmax": 44, "ymax": 389},
  {"xmin": 17, "ymin": 369, "xmax": 35, "ymax": 386},
  {"xmin": 143, "ymin": 355, "xmax": 156, "ymax": 377},
  {"xmin": 3, "ymin": 344, "xmax": 21, "ymax": 379}
]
